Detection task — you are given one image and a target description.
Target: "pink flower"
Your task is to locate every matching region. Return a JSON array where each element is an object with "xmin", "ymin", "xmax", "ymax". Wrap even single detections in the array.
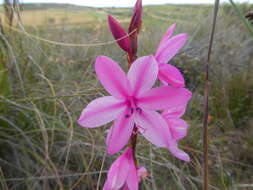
[
  {"xmin": 78, "ymin": 55, "xmax": 191, "ymax": 155},
  {"xmin": 154, "ymin": 24, "xmax": 188, "ymax": 88},
  {"xmin": 108, "ymin": 15, "xmax": 132, "ymax": 54},
  {"xmin": 162, "ymin": 103, "xmax": 191, "ymax": 162},
  {"xmin": 102, "ymin": 147, "xmax": 138, "ymax": 190}
]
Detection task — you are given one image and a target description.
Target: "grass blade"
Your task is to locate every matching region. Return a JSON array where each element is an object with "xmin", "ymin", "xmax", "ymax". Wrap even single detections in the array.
[{"xmin": 229, "ymin": 0, "xmax": 253, "ymax": 37}]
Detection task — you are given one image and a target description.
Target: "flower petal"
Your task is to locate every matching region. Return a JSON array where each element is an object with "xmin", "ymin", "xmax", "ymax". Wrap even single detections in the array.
[
  {"xmin": 155, "ymin": 33, "xmax": 188, "ymax": 64},
  {"xmin": 106, "ymin": 111, "xmax": 135, "ymax": 155},
  {"xmin": 167, "ymin": 119, "xmax": 188, "ymax": 140},
  {"xmin": 126, "ymin": 155, "xmax": 138, "ymax": 190},
  {"xmin": 158, "ymin": 63, "xmax": 185, "ymax": 87},
  {"xmin": 107, "ymin": 148, "xmax": 132, "ymax": 189},
  {"xmin": 137, "ymin": 86, "xmax": 192, "ymax": 110},
  {"xmin": 156, "ymin": 24, "xmax": 176, "ymax": 53},
  {"xmin": 168, "ymin": 140, "xmax": 190, "ymax": 162},
  {"xmin": 127, "ymin": 56, "xmax": 158, "ymax": 96},
  {"xmin": 162, "ymin": 104, "xmax": 187, "ymax": 119},
  {"xmin": 78, "ymin": 96, "xmax": 126, "ymax": 128},
  {"xmin": 102, "ymin": 181, "xmax": 110, "ymax": 190},
  {"xmin": 95, "ymin": 56, "xmax": 130, "ymax": 99},
  {"xmin": 135, "ymin": 110, "xmax": 171, "ymax": 147},
  {"xmin": 108, "ymin": 15, "xmax": 132, "ymax": 53},
  {"xmin": 122, "ymin": 184, "xmax": 130, "ymax": 190}
]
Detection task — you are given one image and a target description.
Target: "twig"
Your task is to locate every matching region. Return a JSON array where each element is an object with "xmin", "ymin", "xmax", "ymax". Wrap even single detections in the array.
[{"xmin": 203, "ymin": 1, "xmax": 219, "ymax": 190}]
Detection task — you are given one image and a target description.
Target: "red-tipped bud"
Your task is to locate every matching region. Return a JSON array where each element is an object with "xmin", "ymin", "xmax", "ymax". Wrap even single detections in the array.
[
  {"xmin": 128, "ymin": 0, "xmax": 142, "ymax": 60},
  {"xmin": 108, "ymin": 15, "xmax": 132, "ymax": 53},
  {"xmin": 128, "ymin": 0, "xmax": 142, "ymax": 34}
]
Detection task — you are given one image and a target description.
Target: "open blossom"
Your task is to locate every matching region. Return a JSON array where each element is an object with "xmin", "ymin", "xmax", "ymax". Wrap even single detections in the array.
[
  {"xmin": 78, "ymin": 55, "xmax": 191, "ymax": 155},
  {"xmin": 154, "ymin": 24, "xmax": 188, "ymax": 88},
  {"xmin": 103, "ymin": 147, "xmax": 138, "ymax": 190}
]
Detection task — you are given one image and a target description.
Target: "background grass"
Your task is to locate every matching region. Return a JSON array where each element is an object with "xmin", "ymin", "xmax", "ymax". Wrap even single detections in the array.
[{"xmin": 0, "ymin": 2, "xmax": 253, "ymax": 190}]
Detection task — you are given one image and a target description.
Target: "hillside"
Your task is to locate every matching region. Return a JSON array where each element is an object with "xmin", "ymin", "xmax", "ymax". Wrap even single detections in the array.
[{"xmin": 0, "ymin": 3, "xmax": 213, "ymax": 26}]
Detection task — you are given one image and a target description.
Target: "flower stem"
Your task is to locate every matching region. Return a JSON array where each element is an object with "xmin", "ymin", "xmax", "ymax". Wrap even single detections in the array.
[
  {"xmin": 129, "ymin": 125, "xmax": 138, "ymax": 165},
  {"xmin": 127, "ymin": 34, "xmax": 138, "ymax": 167},
  {"xmin": 203, "ymin": 1, "xmax": 219, "ymax": 190}
]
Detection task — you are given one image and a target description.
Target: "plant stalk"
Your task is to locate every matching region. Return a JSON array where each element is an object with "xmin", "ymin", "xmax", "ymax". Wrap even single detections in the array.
[
  {"xmin": 203, "ymin": 0, "xmax": 219, "ymax": 190},
  {"xmin": 127, "ymin": 34, "xmax": 138, "ymax": 166}
]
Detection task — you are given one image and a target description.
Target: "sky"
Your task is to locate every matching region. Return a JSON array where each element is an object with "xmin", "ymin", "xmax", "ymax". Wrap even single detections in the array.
[{"xmin": 1, "ymin": 0, "xmax": 252, "ymax": 7}]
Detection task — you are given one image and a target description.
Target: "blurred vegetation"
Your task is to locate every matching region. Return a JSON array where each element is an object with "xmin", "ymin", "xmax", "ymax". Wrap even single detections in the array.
[{"xmin": 0, "ymin": 2, "xmax": 253, "ymax": 190}]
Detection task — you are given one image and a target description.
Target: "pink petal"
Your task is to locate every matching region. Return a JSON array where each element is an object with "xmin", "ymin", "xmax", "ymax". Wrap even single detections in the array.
[
  {"xmin": 167, "ymin": 119, "xmax": 188, "ymax": 140},
  {"xmin": 102, "ymin": 181, "xmax": 110, "ymax": 190},
  {"xmin": 126, "ymin": 155, "xmax": 138, "ymax": 190},
  {"xmin": 168, "ymin": 140, "xmax": 190, "ymax": 162},
  {"xmin": 137, "ymin": 86, "xmax": 192, "ymax": 110},
  {"xmin": 156, "ymin": 24, "xmax": 176, "ymax": 54},
  {"xmin": 106, "ymin": 111, "xmax": 135, "ymax": 155},
  {"xmin": 158, "ymin": 63, "xmax": 185, "ymax": 87},
  {"xmin": 78, "ymin": 96, "xmax": 126, "ymax": 128},
  {"xmin": 127, "ymin": 56, "xmax": 158, "ymax": 96},
  {"xmin": 162, "ymin": 104, "xmax": 187, "ymax": 119},
  {"xmin": 135, "ymin": 110, "xmax": 171, "ymax": 147},
  {"xmin": 155, "ymin": 33, "xmax": 188, "ymax": 64},
  {"xmin": 122, "ymin": 184, "xmax": 130, "ymax": 190},
  {"xmin": 108, "ymin": 15, "xmax": 132, "ymax": 53},
  {"xmin": 107, "ymin": 148, "xmax": 132, "ymax": 189},
  {"xmin": 95, "ymin": 56, "xmax": 130, "ymax": 99}
]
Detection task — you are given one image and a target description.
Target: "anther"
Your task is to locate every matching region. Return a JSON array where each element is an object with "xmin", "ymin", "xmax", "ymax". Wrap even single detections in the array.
[{"xmin": 136, "ymin": 107, "xmax": 142, "ymax": 114}]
